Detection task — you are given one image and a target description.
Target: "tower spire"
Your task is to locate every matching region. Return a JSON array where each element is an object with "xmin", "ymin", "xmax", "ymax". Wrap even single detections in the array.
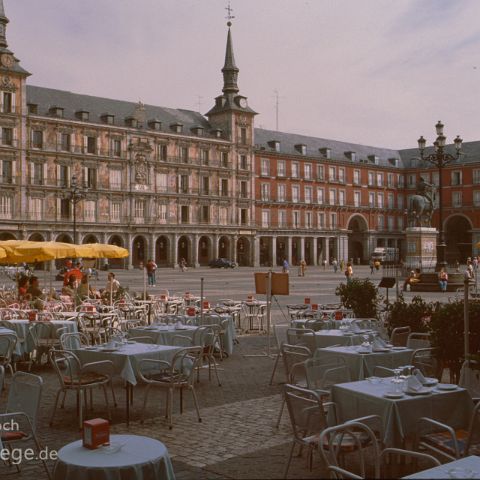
[
  {"xmin": 0, "ymin": 0, "xmax": 9, "ymax": 48},
  {"xmin": 222, "ymin": 3, "xmax": 239, "ymax": 95}
]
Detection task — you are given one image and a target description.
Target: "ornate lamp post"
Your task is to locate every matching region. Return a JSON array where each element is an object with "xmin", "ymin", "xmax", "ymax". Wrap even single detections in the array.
[
  {"xmin": 417, "ymin": 121, "xmax": 463, "ymax": 270},
  {"xmin": 63, "ymin": 174, "xmax": 87, "ymax": 244}
]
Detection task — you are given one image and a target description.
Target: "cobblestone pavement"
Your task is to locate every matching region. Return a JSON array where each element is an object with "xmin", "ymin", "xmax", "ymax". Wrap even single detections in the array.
[
  {"xmin": 1, "ymin": 334, "xmax": 331, "ymax": 479},
  {"xmin": 0, "ymin": 267, "xmax": 454, "ymax": 479}
]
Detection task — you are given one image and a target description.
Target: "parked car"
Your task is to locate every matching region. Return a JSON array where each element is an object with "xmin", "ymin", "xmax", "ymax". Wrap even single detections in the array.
[{"xmin": 209, "ymin": 258, "xmax": 237, "ymax": 269}]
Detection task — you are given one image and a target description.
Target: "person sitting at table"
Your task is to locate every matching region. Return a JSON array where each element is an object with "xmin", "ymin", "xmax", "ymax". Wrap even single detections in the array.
[
  {"xmin": 77, "ymin": 274, "xmax": 100, "ymax": 300},
  {"xmin": 61, "ymin": 276, "xmax": 78, "ymax": 298},
  {"xmin": 18, "ymin": 275, "xmax": 29, "ymax": 300},
  {"xmin": 101, "ymin": 272, "xmax": 120, "ymax": 298},
  {"xmin": 27, "ymin": 276, "xmax": 44, "ymax": 299}
]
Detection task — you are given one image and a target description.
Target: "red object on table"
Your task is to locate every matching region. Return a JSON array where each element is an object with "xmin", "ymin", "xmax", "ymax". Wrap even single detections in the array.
[
  {"xmin": 247, "ymin": 295, "xmax": 254, "ymax": 301},
  {"xmin": 335, "ymin": 311, "xmax": 343, "ymax": 321},
  {"xmin": 311, "ymin": 304, "xmax": 318, "ymax": 310},
  {"xmin": 83, "ymin": 418, "xmax": 110, "ymax": 449},
  {"xmin": 202, "ymin": 301, "xmax": 210, "ymax": 309},
  {"xmin": 28, "ymin": 310, "xmax": 38, "ymax": 322},
  {"xmin": 187, "ymin": 307, "xmax": 196, "ymax": 316},
  {"xmin": 304, "ymin": 297, "xmax": 311, "ymax": 305}
]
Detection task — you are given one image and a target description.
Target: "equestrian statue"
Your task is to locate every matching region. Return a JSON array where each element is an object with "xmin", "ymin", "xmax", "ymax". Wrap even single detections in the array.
[{"xmin": 407, "ymin": 177, "xmax": 436, "ymax": 228}]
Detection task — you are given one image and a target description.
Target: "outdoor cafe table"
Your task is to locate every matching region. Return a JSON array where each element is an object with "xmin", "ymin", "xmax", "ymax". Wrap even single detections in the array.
[
  {"xmin": 331, "ymin": 379, "xmax": 474, "ymax": 447},
  {"xmin": 74, "ymin": 343, "xmax": 180, "ymax": 425},
  {"xmin": 129, "ymin": 324, "xmax": 198, "ymax": 345},
  {"xmin": 301, "ymin": 329, "xmax": 365, "ymax": 351},
  {"xmin": 53, "ymin": 434, "xmax": 175, "ymax": 480},
  {"xmin": 5, "ymin": 319, "xmax": 77, "ymax": 353},
  {"xmin": 314, "ymin": 345, "xmax": 414, "ymax": 380},
  {"xmin": 0, "ymin": 327, "xmax": 20, "ymax": 355},
  {"xmin": 403, "ymin": 455, "xmax": 480, "ymax": 479}
]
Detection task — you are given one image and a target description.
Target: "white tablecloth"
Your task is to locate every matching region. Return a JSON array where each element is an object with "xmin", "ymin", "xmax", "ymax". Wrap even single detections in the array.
[
  {"xmin": 314, "ymin": 346, "xmax": 414, "ymax": 380},
  {"xmin": 129, "ymin": 325, "xmax": 198, "ymax": 345},
  {"xmin": 1, "ymin": 319, "xmax": 77, "ymax": 353},
  {"xmin": 403, "ymin": 455, "xmax": 480, "ymax": 479},
  {"xmin": 301, "ymin": 329, "xmax": 364, "ymax": 351},
  {"xmin": 53, "ymin": 434, "xmax": 175, "ymax": 480},
  {"xmin": 0, "ymin": 327, "xmax": 20, "ymax": 356},
  {"xmin": 332, "ymin": 379, "xmax": 474, "ymax": 447},
  {"xmin": 74, "ymin": 343, "xmax": 180, "ymax": 385}
]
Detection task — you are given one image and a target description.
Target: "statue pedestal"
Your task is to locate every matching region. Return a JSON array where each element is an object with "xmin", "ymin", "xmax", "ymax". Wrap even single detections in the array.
[{"xmin": 405, "ymin": 227, "xmax": 437, "ymax": 270}]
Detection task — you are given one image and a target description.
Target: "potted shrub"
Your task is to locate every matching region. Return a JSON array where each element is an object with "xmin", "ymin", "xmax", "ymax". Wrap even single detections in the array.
[
  {"xmin": 335, "ymin": 278, "xmax": 380, "ymax": 318},
  {"xmin": 387, "ymin": 295, "xmax": 435, "ymax": 336},
  {"xmin": 429, "ymin": 300, "xmax": 480, "ymax": 383}
]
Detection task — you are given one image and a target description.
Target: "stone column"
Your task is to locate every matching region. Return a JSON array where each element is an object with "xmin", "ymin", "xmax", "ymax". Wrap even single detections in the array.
[
  {"xmin": 312, "ymin": 237, "xmax": 318, "ymax": 266},
  {"xmin": 232, "ymin": 235, "xmax": 238, "ymax": 264},
  {"xmin": 253, "ymin": 236, "xmax": 260, "ymax": 267},
  {"xmin": 324, "ymin": 237, "xmax": 330, "ymax": 262},
  {"xmin": 300, "ymin": 237, "xmax": 305, "ymax": 262},
  {"xmin": 212, "ymin": 234, "xmax": 219, "ymax": 261},
  {"xmin": 287, "ymin": 236, "xmax": 293, "ymax": 265},
  {"xmin": 127, "ymin": 233, "xmax": 133, "ymax": 269},
  {"xmin": 338, "ymin": 234, "xmax": 349, "ymax": 262},
  {"xmin": 149, "ymin": 233, "xmax": 155, "ymax": 262},
  {"xmin": 193, "ymin": 233, "xmax": 199, "ymax": 268},
  {"xmin": 271, "ymin": 236, "xmax": 277, "ymax": 267},
  {"xmin": 172, "ymin": 233, "xmax": 178, "ymax": 269}
]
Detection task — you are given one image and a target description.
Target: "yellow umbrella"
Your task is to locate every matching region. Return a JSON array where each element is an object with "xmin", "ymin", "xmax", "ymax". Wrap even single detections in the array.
[
  {"xmin": 0, "ymin": 241, "xmax": 78, "ymax": 264},
  {"xmin": 73, "ymin": 243, "xmax": 129, "ymax": 259},
  {"xmin": 0, "ymin": 247, "xmax": 6, "ymax": 260}
]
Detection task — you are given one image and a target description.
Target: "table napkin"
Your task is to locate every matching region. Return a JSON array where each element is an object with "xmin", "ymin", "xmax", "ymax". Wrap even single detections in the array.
[
  {"xmin": 415, "ymin": 369, "xmax": 427, "ymax": 384},
  {"xmin": 373, "ymin": 337, "xmax": 387, "ymax": 349},
  {"xmin": 406, "ymin": 375, "xmax": 423, "ymax": 392}
]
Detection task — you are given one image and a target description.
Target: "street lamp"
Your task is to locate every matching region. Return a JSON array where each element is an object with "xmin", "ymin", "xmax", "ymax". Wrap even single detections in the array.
[
  {"xmin": 417, "ymin": 121, "xmax": 463, "ymax": 271},
  {"xmin": 63, "ymin": 174, "xmax": 88, "ymax": 244}
]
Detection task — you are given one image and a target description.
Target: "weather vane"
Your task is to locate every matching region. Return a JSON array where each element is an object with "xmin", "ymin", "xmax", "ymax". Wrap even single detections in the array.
[{"xmin": 225, "ymin": 2, "xmax": 235, "ymax": 26}]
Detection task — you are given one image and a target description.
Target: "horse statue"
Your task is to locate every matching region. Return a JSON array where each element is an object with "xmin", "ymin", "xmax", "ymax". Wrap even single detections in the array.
[{"xmin": 407, "ymin": 192, "xmax": 435, "ymax": 228}]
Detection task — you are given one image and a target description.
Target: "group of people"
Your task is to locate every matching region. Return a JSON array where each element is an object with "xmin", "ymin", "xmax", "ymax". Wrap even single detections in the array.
[{"xmin": 59, "ymin": 260, "xmax": 121, "ymax": 304}]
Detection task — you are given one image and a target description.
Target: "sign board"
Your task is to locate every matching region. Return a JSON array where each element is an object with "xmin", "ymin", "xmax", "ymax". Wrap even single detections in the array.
[
  {"xmin": 254, "ymin": 272, "xmax": 289, "ymax": 296},
  {"xmin": 378, "ymin": 277, "xmax": 396, "ymax": 288}
]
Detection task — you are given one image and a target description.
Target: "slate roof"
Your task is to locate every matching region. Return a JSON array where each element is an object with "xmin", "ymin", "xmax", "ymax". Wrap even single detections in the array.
[
  {"xmin": 399, "ymin": 141, "xmax": 480, "ymax": 168},
  {"xmin": 254, "ymin": 128, "xmax": 404, "ymax": 168},
  {"xmin": 26, "ymin": 85, "xmax": 215, "ymax": 136}
]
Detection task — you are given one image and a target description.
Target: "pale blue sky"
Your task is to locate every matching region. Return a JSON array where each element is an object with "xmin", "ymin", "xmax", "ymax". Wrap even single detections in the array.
[{"xmin": 6, "ymin": 0, "xmax": 480, "ymax": 148}]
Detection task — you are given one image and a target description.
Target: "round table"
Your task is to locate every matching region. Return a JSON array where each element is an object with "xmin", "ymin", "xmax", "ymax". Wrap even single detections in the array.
[{"xmin": 53, "ymin": 434, "xmax": 175, "ymax": 480}]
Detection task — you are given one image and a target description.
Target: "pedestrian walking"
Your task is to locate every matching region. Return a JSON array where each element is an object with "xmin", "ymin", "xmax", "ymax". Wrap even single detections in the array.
[
  {"xmin": 322, "ymin": 259, "xmax": 327, "ymax": 271},
  {"xmin": 332, "ymin": 258, "xmax": 338, "ymax": 273},
  {"xmin": 282, "ymin": 258, "xmax": 289, "ymax": 273},
  {"xmin": 146, "ymin": 259, "xmax": 157, "ymax": 286},
  {"xmin": 299, "ymin": 259, "xmax": 306, "ymax": 277},
  {"xmin": 369, "ymin": 259, "xmax": 374, "ymax": 274},
  {"xmin": 339, "ymin": 259, "xmax": 345, "ymax": 272},
  {"xmin": 179, "ymin": 258, "xmax": 187, "ymax": 272},
  {"xmin": 345, "ymin": 262, "xmax": 353, "ymax": 284}
]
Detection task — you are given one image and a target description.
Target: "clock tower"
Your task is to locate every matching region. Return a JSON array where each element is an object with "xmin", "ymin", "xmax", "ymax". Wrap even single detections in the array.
[{"xmin": 206, "ymin": 21, "xmax": 256, "ymax": 145}]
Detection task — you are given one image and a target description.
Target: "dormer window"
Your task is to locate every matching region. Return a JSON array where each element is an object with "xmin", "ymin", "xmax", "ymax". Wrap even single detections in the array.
[
  {"xmin": 368, "ymin": 154, "xmax": 379, "ymax": 165},
  {"xmin": 345, "ymin": 151, "xmax": 356, "ymax": 162},
  {"xmin": 27, "ymin": 103, "xmax": 38, "ymax": 115},
  {"xmin": 191, "ymin": 126, "xmax": 204, "ymax": 136},
  {"xmin": 148, "ymin": 119, "xmax": 162, "ymax": 131},
  {"xmin": 76, "ymin": 110, "xmax": 89, "ymax": 121},
  {"xmin": 101, "ymin": 113, "xmax": 115, "ymax": 125},
  {"xmin": 49, "ymin": 106, "xmax": 64, "ymax": 118},
  {"xmin": 125, "ymin": 116, "xmax": 138, "ymax": 128},
  {"xmin": 267, "ymin": 140, "xmax": 280, "ymax": 152},
  {"xmin": 295, "ymin": 144, "xmax": 307, "ymax": 155},
  {"xmin": 212, "ymin": 128, "xmax": 223, "ymax": 138},
  {"xmin": 319, "ymin": 147, "xmax": 331, "ymax": 159},
  {"xmin": 170, "ymin": 122, "xmax": 183, "ymax": 133},
  {"xmin": 388, "ymin": 157, "xmax": 398, "ymax": 167}
]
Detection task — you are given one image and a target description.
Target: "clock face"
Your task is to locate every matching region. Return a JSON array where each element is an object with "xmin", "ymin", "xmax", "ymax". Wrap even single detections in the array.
[
  {"xmin": 239, "ymin": 98, "xmax": 248, "ymax": 108},
  {"xmin": 1, "ymin": 54, "xmax": 13, "ymax": 68}
]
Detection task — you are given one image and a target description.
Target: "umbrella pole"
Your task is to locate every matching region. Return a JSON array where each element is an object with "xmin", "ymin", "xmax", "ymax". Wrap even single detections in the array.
[
  {"xmin": 464, "ymin": 278, "xmax": 470, "ymax": 359},
  {"xmin": 200, "ymin": 277, "xmax": 204, "ymax": 325},
  {"xmin": 143, "ymin": 265, "xmax": 147, "ymax": 300}
]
